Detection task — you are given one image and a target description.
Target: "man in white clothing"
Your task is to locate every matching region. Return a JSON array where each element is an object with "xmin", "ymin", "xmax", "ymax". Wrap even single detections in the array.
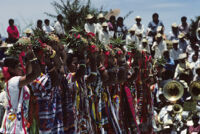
[
  {"xmin": 96, "ymin": 13, "xmax": 105, "ymax": 34},
  {"xmin": 168, "ymin": 23, "xmax": 179, "ymax": 41},
  {"xmin": 98, "ymin": 22, "xmax": 111, "ymax": 45},
  {"xmin": 126, "ymin": 27, "xmax": 138, "ymax": 49},
  {"xmin": 139, "ymin": 38, "xmax": 150, "ymax": 54},
  {"xmin": 178, "ymin": 33, "xmax": 188, "ymax": 53},
  {"xmin": 132, "ymin": 16, "xmax": 145, "ymax": 35},
  {"xmin": 43, "ymin": 19, "xmax": 54, "ymax": 34},
  {"xmin": 152, "ymin": 33, "xmax": 167, "ymax": 59},
  {"xmin": 170, "ymin": 40, "xmax": 183, "ymax": 65},
  {"xmin": 54, "ymin": 14, "xmax": 65, "ymax": 38},
  {"xmin": 84, "ymin": 14, "xmax": 96, "ymax": 34}
]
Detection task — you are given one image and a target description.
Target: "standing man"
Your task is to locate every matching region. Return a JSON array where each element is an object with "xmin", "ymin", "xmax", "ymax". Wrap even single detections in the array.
[
  {"xmin": 179, "ymin": 16, "xmax": 189, "ymax": 37},
  {"xmin": 84, "ymin": 14, "xmax": 96, "ymax": 34},
  {"xmin": 6, "ymin": 19, "xmax": 19, "ymax": 43},
  {"xmin": 54, "ymin": 14, "xmax": 65, "ymax": 38},
  {"xmin": 132, "ymin": 16, "xmax": 145, "ymax": 35},
  {"xmin": 147, "ymin": 13, "xmax": 164, "ymax": 41}
]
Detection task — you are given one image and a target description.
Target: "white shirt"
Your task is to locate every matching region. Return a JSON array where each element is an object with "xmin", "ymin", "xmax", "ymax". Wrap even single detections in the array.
[
  {"xmin": 139, "ymin": 44, "xmax": 150, "ymax": 54},
  {"xmin": 170, "ymin": 48, "xmax": 183, "ymax": 61},
  {"xmin": 95, "ymin": 23, "xmax": 103, "ymax": 34},
  {"xmin": 98, "ymin": 30, "xmax": 111, "ymax": 45},
  {"xmin": 132, "ymin": 24, "xmax": 145, "ymax": 35},
  {"xmin": 126, "ymin": 34, "xmax": 138, "ymax": 48},
  {"xmin": 43, "ymin": 25, "xmax": 54, "ymax": 34},
  {"xmin": 152, "ymin": 40, "xmax": 167, "ymax": 59},
  {"xmin": 0, "ymin": 90, "xmax": 7, "ymax": 108},
  {"xmin": 84, "ymin": 23, "xmax": 96, "ymax": 34},
  {"xmin": 179, "ymin": 39, "xmax": 188, "ymax": 53},
  {"xmin": 54, "ymin": 21, "xmax": 65, "ymax": 35},
  {"xmin": 168, "ymin": 31, "xmax": 179, "ymax": 41}
]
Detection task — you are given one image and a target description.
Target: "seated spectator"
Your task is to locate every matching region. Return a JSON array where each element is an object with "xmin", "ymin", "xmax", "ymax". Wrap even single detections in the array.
[
  {"xmin": 170, "ymin": 39, "xmax": 183, "ymax": 65},
  {"xmin": 168, "ymin": 23, "xmax": 179, "ymax": 41}
]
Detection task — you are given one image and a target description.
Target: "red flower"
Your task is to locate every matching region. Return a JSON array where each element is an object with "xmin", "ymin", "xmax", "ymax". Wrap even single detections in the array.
[
  {"xmin": 89, "ymin": 45, "xmax": 96, "ymax": 53},
  {"xmin": 105, "ymin": 51, "xmax": 110, "ymax": 56},
  {"xmin": 109, "ymin": 44, "xmax": 113, "ymax": 49},
  {"xmin": 87, "ymin": 32, "xmax": 95, "ymax": 38},
  {"xmin": 117, "ymin": 50, "xmax": 122, "ymax": 55},
  {"xmin": 74, "ymin": 34, "xmax": 80, "ymax": 39}
]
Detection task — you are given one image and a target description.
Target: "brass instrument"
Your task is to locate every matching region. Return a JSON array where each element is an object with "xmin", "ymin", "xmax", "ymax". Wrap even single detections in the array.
[
  {"xmin": 172, "ymin": 104, "xmax": 183, "ymax": 114},
  {"xmin": 189, "ymin": 81, "xmax": 200, "ymax": 101},
  {"xmin": 163, "ymin": 80, "xmax": 184, "ymax": 102}
]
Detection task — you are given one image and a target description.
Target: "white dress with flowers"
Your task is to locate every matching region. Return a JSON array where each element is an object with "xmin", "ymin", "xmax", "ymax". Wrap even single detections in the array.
[{"xmin": 2, "ymin": 76, "xmax": 30, "ymax": 134}]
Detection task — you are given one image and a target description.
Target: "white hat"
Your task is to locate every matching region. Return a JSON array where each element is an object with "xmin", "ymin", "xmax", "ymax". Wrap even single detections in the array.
[
  {"xmin": 156, "ymin": 33, "xmax": 162, "ymax": 38},
  {"xmin": 24, "ymin": 29, "xmax": 32, "ymax": 34},
  {"xmin": 86, "ymin": 14, "xmax": 94, "ymax": 19},
  {"xmin": 157, "ymin": 26, "xmax": 162, "ymax": 32},
  {"xmin": 135, "ymin": 16, "xmax": 141, "ymax": 20},
  {"xmin": 128, "ymin": 27, "xmax": 136, "ymax": 32},
  {"xmin": 142, "ymin": 38, "xmax": 148, "ymax": 43},
  {"xmin": 178, "ymin": 53, "xmax": 187, "ymax": 60},
  {"xmin": 172, "ymin": 40, "xmax": 179, "ymax": 44},
  {"xmin": 102, "ymin": 22, "xmax": 108, "ymax": 27},
  {"xmin": 178, "ymin": 33, "xmax": 185, "ymax": 38},
  {"xmin": 97, "ymin": 13, "xmax": 104, "ymax": 19},
  {"xmin": 171, "ymin": 23, "xmax": 178, "ymax": 28}
]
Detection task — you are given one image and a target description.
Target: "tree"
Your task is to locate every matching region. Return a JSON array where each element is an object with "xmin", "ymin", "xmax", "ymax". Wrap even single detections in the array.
[
  {"xmin": 189, "ymin": 16, "xmax": 200, "ymax": 40},
  {"xmin": 45, "ymin": 0, "xmax": 105, "ymax": 31}
]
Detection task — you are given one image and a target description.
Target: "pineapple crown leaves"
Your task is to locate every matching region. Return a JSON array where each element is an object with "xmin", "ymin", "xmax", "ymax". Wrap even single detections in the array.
[{"xmin": 110, "ymin": 37, "xmax": 126, "ymax": 47}]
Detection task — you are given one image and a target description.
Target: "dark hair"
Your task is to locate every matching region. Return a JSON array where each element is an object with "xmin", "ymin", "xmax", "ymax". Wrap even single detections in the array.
[
  {"xmin": 8, "ymin": 19, "xmax": 14, "ymax": 25},
  {"xmin": 152, "ymin": 13, "xmax": 159, "ymax": 18},
  {"xmin": 37, "ymin": 19, "xmax": 42, "ymax": 25},
  {"xmin": 4, "ymin": 57, "xmax": 19, "ymax": 68},
  {"xmin": 57, "ymin": 14, "xmax": 63, "ymax": 20},
  {"xmin": 66, "ymin": 53, "xmax": 77, "ymax": 67},
  {"xmin": 110, "ymin": 15, "xmax": 116, "ymax": 21},
  {"xmin": 117, "ymin": 17, "xmax": 123, "ymax": 22},
  {"xmin": 181, "ymin": 16, "xmax": 187, "ymax": 21},
  {"xmin": 44, "ymin": 19, "xmax": 49, "ymax": 24}
]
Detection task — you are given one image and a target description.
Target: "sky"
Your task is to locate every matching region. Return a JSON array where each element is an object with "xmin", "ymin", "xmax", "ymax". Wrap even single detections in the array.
[{"xmin": 0, "ymin": 0, "xmax": 200, "ymax": 37}]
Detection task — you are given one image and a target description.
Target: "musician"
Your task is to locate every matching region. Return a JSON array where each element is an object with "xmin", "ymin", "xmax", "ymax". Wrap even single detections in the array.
[{"xmin": 188, "ymin": 115, "xmax": 200, "ymax": 134}]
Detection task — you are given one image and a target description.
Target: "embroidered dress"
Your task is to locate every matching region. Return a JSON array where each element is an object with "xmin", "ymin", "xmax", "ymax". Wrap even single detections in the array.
[
  {"xmin": 61, "ymin": 73, "xmax": 76, "ymax": 134},
  {"xmin": 2, "ymin": 76, "xmax": 30, "ymax": 134},
  {"xmin": 31, "ymin": 73, "xmax": 64, "ymax": 134}
]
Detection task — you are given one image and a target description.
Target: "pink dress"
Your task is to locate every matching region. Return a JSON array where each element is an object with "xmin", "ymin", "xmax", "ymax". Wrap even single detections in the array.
[{"xmin": 7, "ymin": 26, "xmax": 19, "ymax": 39}]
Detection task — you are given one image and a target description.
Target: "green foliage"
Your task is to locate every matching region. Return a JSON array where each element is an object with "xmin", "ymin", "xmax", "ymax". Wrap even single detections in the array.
[
  {"xmin": 45, "ymin": 0, "xmax": 105, "ymax": 31},
  {"xmin": 189, "ymin": 16, "xmax": 200, "ymax": 39}
]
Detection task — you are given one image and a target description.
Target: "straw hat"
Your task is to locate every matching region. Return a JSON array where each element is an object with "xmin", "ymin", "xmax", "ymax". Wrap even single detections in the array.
[
  {"xmin": 171, "ymin": 23, "xmax": 178, "ymax": 28},
  {"xmin": 142, "ymin": 38, "xmax": 148, "ymax": 43},
  {"xmin": 178, "ymin": 33, "xmax": 185, "ymax": 39},
  {"xmin": 97, "ymin": 13, "xmax": 104, "ymax": 19},
  {"xmin": 172, "ymin": 39, "xmax": 179, "ymax": 44},
  {"xmin": 135, "ymin": 16, "xmax": 141, "ymax": 20},
  {"xmin": 178, "ymin": 53, "xmax": 187, "ymax": 60},
  {"xmin": 156, "ymin": 33, "xmax": 162, "ymax": 38},
  {"xmin": 24, "ymin": 29, "xmax": 32, "ymax": 34},
  {"xmin": 197, "ymin": 27, "xmax": 200, "ymax": 32},
  {"xmin": 128, "ymin": 27, "xmax": 136, "ymax": 32},
  {"xmin": 102, "ymin": 22, "xmax": 108, "ymax": 27},
  {"xmin": 86, "ymin": 14, "xmax": 94, "ymax": 20}
]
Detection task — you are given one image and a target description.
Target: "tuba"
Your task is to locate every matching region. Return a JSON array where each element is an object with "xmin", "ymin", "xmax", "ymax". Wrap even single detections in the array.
[
  {"xmin": 172, "ymin": 104, "xmax": 183, "ymax": 114},
  {"xmin": 189, "ymin": 81, "xmax": 200, "ymax": 101},
  {"xmin": 163, "ymin": 80, "xmax": 184, "ymax": 102}
]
